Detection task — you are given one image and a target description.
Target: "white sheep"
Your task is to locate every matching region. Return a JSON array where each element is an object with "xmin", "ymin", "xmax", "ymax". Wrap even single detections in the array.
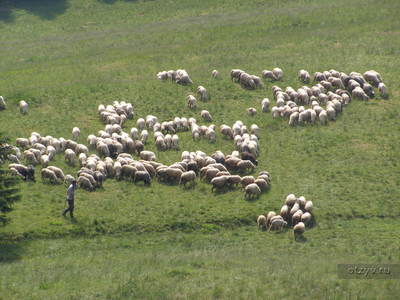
[
  {"xmin": 179, "ymin": 170, "xmax": 196, "ymax": 186},
  {"xmin": 288, "ymin": 112, "xmax": 299, "ymax": 126},
  {"xmin": 197, "ymin": 86, "xmax": 208, "ymax": 101},
  {"xmin": 261, "ymin": 98, "xmax": 270, "ymax": 112},
  {"xmin": 257, "ymin": 215, "xmax": 267, "ymax": 229},
  {"xmin": 319, "ymin": 110, "xmax": 328, "ymax": 125},
  {"xmin": 247, "ymin": 107, "xmax": 257, "ymax": 116},
  {"xmin": 187, "ymin": 95, "xmax": 197, "ymax": 109},
  {"xmin": 41, "ymin": 168, "xmax": 60, "ymax": 184},
  {"xmin": 212, "ymin": 70, "xmax": 219, "ymax": 78},
  {"xmin": 140, "ymin": 150, "xmax": 156, "ymax": 161},
  {"xmin": 72, "ymin": 127, "xmax": 80, "ymax": 141},
  {"xmin": 140, "ymin": 130, "xmax": 149, "ymax": 144},
  {"xmin": 0, "ymin": 96, "xmax": 6, "ymax": 110},
  {"xmin": 171, "ymin": 134, "xmax": 179, "ymax": 149},
  {"xmin": 40, "ymin": 155, "xmax": 50, "ymax": 167},
  {"xmin": 261, "ymin": 70, "xmax": 275, "ymax": 81},
  {"xmin": 293, "ymin": 222, "xmax": 305, "ymax": 238},
  {"xmin": 64, "ymin": 149, "xmax": 77, "ymax": 166},
  {"xmin": 19, "ymin": 100, "xmax": 28, "ymax": 114},
  {"xmin": 245, "ymin": 183, "xmax": 261, "ymax": 199},
  {"xmin": 201, "ymin": 110, "xmax": 212, "ymax": 122},
  {"xmin": 137, "ymin": 118, "xmax": 145, "ymax": 130},
  {"xmin": 298, "ymin": 70, "xmax": 310, "ymax": 83},
  {"xmin": 378, "ymin": 83, "xmax": 388, "ymax": 99},
  {"xmin": 272, "ymin": 67, "xmax": 283, "ymax": 81}
]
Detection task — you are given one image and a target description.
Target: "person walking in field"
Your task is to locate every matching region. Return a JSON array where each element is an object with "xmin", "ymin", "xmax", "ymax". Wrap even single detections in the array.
[{"xmin": 63, "ymin": 180, "xmax": 77, "ymax": 218}]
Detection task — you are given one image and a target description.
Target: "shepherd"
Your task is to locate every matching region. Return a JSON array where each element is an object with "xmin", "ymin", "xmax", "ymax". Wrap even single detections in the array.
[{"xmin": 62, "ymin": 180, "xmax": 77, "ymax": 218}]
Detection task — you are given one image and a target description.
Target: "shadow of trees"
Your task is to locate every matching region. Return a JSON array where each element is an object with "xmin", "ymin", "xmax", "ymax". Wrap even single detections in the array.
[
  {"xmin": 0, "ymin": 240, "xmax": 29, "ymax": 263},
  {"xmin": 0, "ymin": 0, "xmax": 68, "ymax": 22}
]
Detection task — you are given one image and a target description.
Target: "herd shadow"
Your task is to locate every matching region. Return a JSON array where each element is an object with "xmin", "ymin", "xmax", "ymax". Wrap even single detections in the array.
[
  {"xmin": 0, "ymin": 0, "xmax": 68, "ymax": 22},
  {"xmin": 0, "ymin": 0, "xmax": 149, "ymax": 23}
]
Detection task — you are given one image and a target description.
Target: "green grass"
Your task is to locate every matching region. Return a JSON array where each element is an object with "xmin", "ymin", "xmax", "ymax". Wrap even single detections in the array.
[{"xmin": 0, "ymin": 0, "xmax": 400, "ymax": 298}]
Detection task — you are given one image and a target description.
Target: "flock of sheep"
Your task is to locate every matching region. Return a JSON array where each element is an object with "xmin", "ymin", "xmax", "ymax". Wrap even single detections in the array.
[
  {"xmin": 0, "ymin": 66, "xmax": 390, "ymax": 239},
  {"xmin": 267, "ymin": 69, "xmax": 388, "ymax": 126},
  {"xmin": 257, "ymin": 194, "xmax": 314, "ymax": 239}
]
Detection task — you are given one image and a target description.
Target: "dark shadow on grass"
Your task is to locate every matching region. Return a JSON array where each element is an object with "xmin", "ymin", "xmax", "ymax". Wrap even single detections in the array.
[
  {"xmin": 97, "ymin": 0, "xmax": 153, "ymax": 3},
  {"xmin": 0, "ymin": 0, "xmax": 68, "ymax": 23},
  {"xmin": 0, "ymin": 240, "xmax": 29, "ymax": 263}
]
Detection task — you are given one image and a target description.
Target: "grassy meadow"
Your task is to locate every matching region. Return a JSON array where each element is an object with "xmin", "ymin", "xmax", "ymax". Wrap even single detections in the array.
[{"xmin": 0, "ymin": 0, "xmax": 400, "ymax": 299}]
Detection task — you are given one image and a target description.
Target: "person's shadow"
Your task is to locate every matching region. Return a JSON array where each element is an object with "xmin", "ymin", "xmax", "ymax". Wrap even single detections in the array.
[{"xmin": 0, "ymin": 0, "xmax": 69, "ymax": 23}]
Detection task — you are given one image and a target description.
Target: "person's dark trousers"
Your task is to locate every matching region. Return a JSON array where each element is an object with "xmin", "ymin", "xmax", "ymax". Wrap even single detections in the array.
[{"xmin": 62, "ymin": 199, "xmax": 74, "ymax": 217}]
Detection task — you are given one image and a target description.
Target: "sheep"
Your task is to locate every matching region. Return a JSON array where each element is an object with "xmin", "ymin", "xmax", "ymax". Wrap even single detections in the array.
[
  {"xmin": 19, "ymin": 100, "xmax": 28, "ymax": 114},
  {"xmin": 171, "ymin": 134, "xmax": 179, "ymax": 149},
  {"xmin": 137, "ymin": 118, "xmax": 145, "ymax": 130},
  {"xmin": 178, "ymin": 170, "xmax": 196, "ymax": 186},
  {"xmin": 72, "ymin": 127, "xmax": 80, "ymax": 141},
  {"xmin": 155, "ymin": 136, "xmax": 166, "ymax": 151},
  {"xmin": 245, "ymin": 183, "xmax": 261, "ymax": 199},
  {"xmin": 165, "ymin": 167, "xmax": 183, "ymax": 183},
  {"xmin": 45, "ymin": 166, "xmax": 65, "ymax": 181},
  {"xmin": 140, "ymin": 130, "xmax": 149, "ymax": 144},
  {"xmin": 289, "ymin": 112, "xmax": 299, "ymax": 126},
  {"xmin": 16, "ymin": 138, "xmax": 30, "ymax": 149},
  {"xmin": 211, "ymin": 175, "xmax": 229, "ymax": 191},
  {"xmin": 257, "ymin": 215, "xmax": 267, "ymax": 230},
  {"xmin": 261, "ymin": 98, "xmax": 270, "ymax": 112},
  {"xmin": 301, "ymin": 212, "xmax": 312, "ymax": 225},
  {"xmin": 363, "ymin": 70, "xmax": 382, "ymax": 87},
  {"xmin": 0, "ymin": 96, "xmax": 6, "ymax": 110},
  {"xmin": 261, "ymin": 70, "xmax": 275, "ymax": 81},
  {"xmin": 204, "ymin": 168, "xmax": 220, "ymax": 182},
  {"xmin": 378, "ymin": 83, "xmax": 388, "ymax": 99},
  {"xmin": 140, "ymin": 150, "xmax": 156, "ymax": 161},
  {"xmin": 293, "ymin": 222, "xmax": 305, "ymax": 238},
  {"xmin": 237, "ymin": 160, "xmax": 256, "ymax": 173},
  {"xmin": 77, "ymin": 175, "xmax": 94, "ymax": 191},
  {"xmin": 227, "ymin": 175, "xmax": 241, "ymax": 187},
  {"xmin": 272, "ymin": 68, "xmax": 283, "ymax": 81},
  {"xmin": 220, "ymin": 125, "xmax": 234, "ymax": 139},
  {"xmin": 319, "ymin": 110, "xmax": 328, "ymax": 125},
  {"xmin": 212, "ymin": 70, "xmax": 219, "ymax": 78},
  {"xmin": 7, "ymin": 154, "xmax": 20, "ymax": 164},
  {"xmin": 362, "ymin": 83, "xmax": 375, "ymax": 98},
  {"xmin": 187, "ymin": 95, "xmax": 197, "ymax": 109},
  {"xmin": 79, "ymin": 172, "xmax": 97, "ymax": 187},
  {"xmin": 40, "ymin": 154, "xmax": 50, "ymax": 167},
  {"xmin": 175, "ymin": 69, "xmax": 192, "ymax": 85},
  {"xmin": 254, "ymin": 178, "xmax": 269, "ymax": 191},
  {"xmin": 265, "ymin": 211, "xmax": 277, "ymax": 227},
  {"xmin": 241, "ymin": 175, "xmax": 255, "ymax": 187},
  {"xmin": 24, "ymin": 150, "xmax": 38, "ymax": 165},
  {"xmin": 121, "ymin": 165, "xmax": 137, "ymax": 181},
  {"xmin": 292, "ymin": 210, "xmax": 303, "ymax": 226},
  {"xmin": 197, "ymin": 86, "xmax": 208, "ymax": 101},
  {"xmin": 65, "ymin": 149, "xmax": 77, "ymax": 166},
  {"xmin": 271, "ymin": 106, "xmax": 279, "ymax": 118},
  {"xmin": 326, "ymin": 106, "xmax": 336, "ymax": 121},
  {"xmin": 8, "ymin": 163, "xmax": 35, "ymax": 181},
  {"xmin": 65, "ymin": 174, "xmax": 75, "ymax": 185},
  {"xmin": 298, "ymin": 70, "xmax": 310, "ymax": 83},
  {"xmin": 41, "ymin": 168, "xmax": 60, "ymax": 184},
  {"xmin": 231, "ymin": 69, "xmax": 244, "ymax": 82},
  {"xmin": 240, "ymin": 72, "xmax": 256, "ymax": 90},
  {"xmin": 268, "ymin": 216, "xmax": 287, "ymax": 232},
  {"xmin": 280, "ymin": 205, "xmax": 289, "ymax": 220},
  {"xmin": 199, "ymin": 110, "xmax": 212, "ymax": 122},
  {"xmin": 304, "ymin": 200, "xmax": 313, "ymax": 212},
  {"xmin": 285, "ymin": 194, "xmax": 297, "ymax": 206},
  {"xmin": 352, "ymin": 86, "xmax": 369, "ymax": 101},
  {"xmin": 247, "ymin": 107, "xmax": 257, "ymax": 116}
]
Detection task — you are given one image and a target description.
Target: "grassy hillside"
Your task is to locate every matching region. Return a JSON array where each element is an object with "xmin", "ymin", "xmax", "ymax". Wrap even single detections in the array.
[{"xmin": 0, "ymin": 0, "xmax": 399, "ymax": 298}]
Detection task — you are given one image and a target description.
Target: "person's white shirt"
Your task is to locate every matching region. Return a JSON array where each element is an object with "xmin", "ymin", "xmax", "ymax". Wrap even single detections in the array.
[{"xmin": 67, "ymin": 184, "xmax": 76, "ymax": 201}]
